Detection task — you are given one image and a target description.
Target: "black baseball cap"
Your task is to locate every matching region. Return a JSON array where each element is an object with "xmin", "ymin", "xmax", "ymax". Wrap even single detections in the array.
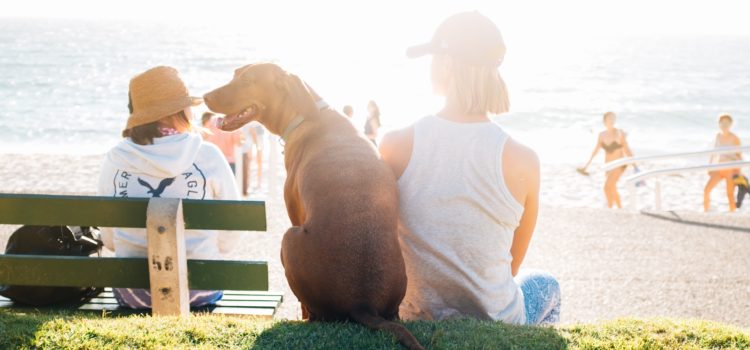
[{"xmin": 406, "ymin": 11, "xmax": 506, "ymax": 67}]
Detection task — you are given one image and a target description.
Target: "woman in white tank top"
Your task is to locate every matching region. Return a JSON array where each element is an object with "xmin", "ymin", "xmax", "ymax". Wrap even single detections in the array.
[{"xmin": 380, "ymin": 12, "xmax": 560, "ymax": 325}]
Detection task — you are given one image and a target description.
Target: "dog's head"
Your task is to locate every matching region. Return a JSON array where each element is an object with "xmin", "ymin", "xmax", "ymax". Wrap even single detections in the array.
[{"xmin": 204, "ymin": 63, "xmax": 320, "ymax": 133}]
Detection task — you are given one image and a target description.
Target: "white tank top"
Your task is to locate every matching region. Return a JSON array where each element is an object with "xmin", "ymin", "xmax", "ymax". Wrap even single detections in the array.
[{"xmin": 397, "ymin": 115, "xmax": 526, "ymax": 324}]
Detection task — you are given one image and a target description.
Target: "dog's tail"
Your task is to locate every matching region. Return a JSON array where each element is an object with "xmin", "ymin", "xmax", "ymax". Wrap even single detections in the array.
[{"xmin": 350, "ymin": 307, "xmax": 425, "ymax": 350}]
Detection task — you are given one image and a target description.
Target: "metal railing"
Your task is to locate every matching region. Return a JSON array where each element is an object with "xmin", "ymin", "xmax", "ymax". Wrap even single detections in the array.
[
  {"xmin": 624, "ymin": 161, "xmax": 750, "ymax": 210},
  {"xmin": 602, "ymin": 146, "xmax": 748, "ymax": 210},
  {"xmin": 603, "ymin": 145, "xmax": 750, "ymax": 172}
]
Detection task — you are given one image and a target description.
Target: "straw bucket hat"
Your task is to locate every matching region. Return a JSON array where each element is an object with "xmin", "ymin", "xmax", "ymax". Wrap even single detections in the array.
[{"xmin": 125, "ymin": 66, "xmax": 202, "ymax": 130}]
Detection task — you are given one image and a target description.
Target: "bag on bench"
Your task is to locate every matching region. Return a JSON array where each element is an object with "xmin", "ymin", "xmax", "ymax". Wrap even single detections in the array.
[{"xmin": 0, "ymin": 225, "xmax": 104, "ymax": 306}]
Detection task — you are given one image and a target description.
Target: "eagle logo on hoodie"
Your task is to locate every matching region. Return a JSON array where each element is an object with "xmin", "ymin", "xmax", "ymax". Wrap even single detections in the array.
[
  {"xmin": 137, "ymin": 177, "xmax": 175, "ymax": 197},
  {"xmin": 112, "ymin": 164, "xmax": 207, "ymax": 200}
]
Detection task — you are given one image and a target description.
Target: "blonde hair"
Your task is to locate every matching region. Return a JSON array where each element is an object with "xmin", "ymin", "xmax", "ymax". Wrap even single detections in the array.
[
  {"xmin": 446, "ymin": 60, "xmax": 510, "ymax": 115},
  {"xmin": 718, "ymin": 113, "xmax": 733, "ymax": 123}
]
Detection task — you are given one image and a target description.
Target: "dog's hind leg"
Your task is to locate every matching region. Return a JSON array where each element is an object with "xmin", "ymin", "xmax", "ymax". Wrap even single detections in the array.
[{"xmin": 281, "ymin": 226, "xmax": 314, "ymax": 320}]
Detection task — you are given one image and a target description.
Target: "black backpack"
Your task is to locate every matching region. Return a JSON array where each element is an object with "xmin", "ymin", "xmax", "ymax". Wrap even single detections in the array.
[{"xmin": 0, "ymin": 225, "xmax": 104, "ymax": 306}]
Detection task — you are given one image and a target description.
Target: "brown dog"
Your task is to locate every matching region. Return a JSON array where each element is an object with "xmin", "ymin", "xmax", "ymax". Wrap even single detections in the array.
[{"xmin": 204, "ymin": 63, "xmax": 423, "ymax": 350}]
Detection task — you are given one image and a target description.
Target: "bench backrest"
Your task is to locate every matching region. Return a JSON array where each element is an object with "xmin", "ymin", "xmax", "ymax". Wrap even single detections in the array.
[
  {"xmin": 0, "ymin": 193, "xmax": 269, "ymax": 315},
  {"xmin": 0, "ymin": 193, "xmax": 266, "ymax": 230}
]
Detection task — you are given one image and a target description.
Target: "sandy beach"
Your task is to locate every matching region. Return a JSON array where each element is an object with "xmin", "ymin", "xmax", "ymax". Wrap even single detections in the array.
[{"xmin": 0, "ymin": 152, "xmax": 748, "ymax": 327}]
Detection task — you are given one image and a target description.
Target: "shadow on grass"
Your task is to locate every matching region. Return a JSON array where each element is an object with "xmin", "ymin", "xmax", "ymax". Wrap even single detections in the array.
[
  {"xmin": 251, "ymin": 318, "xmax": 568, "ymax": 350},
  {"xmin": 0, "ymin": 309, "xmax": 57, "ymax": 349},
  {"xmin": 641, "ymin": 210, "xmax": 750, "ymax": 233}
]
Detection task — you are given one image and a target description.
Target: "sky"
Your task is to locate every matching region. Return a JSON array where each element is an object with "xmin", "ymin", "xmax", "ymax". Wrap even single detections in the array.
[{"xmin": 3, "ymin": 0, "xmax": 750, "ymax": 38}]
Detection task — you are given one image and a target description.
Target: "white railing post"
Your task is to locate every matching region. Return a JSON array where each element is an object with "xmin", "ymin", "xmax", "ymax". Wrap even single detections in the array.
[
  {"xmin": 630, "ymin": 183, "xmax": 637, "ymax": 210},
  {"xmin": 234, "ymin": 145, "xmax": 244, "ymax": 195},
  {"xmin": 654, "ymin": 179, "xmax": 662, "ymax": 211}
]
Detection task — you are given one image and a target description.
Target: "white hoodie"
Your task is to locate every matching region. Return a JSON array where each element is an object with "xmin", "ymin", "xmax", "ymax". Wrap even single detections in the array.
[{"xmin": 97, "ymin": 132, "xmax": 241, "ymax": 260}]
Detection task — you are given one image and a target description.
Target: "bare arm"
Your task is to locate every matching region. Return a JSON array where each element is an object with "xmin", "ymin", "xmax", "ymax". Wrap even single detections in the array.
[
  {"xmin": 709, "ymin": 134, "xmax": 719, "ymax": 164},
  {"xmin": 621, "ymin": 130, "xmax": 634, "ymax": 158},
  {"xmin": 507, "ymin": 141, "xmax": 541, "ymax": 276},
  {"xmin": 734, "ymin": 134, "xmax": 743, "ymax": 160},
  {"xmin": 378, "ymin": 127, "xmax": 414, "ymax": 179},
  {"xmin": 582, "ymin": 135, "xmax": 602, "ymax": 169}
]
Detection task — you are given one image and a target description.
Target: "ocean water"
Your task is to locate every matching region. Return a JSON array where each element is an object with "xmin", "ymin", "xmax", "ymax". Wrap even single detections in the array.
[
  {"xmin": 2, "ymin": 18, "xmax": 749, "ymax": 160},
  {"xmin": 1, "ymin": 17, "xmax": 749, "ymax": 213}
]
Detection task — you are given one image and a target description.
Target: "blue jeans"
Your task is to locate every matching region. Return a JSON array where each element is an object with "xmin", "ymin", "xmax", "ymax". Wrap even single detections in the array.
[
  {"xmin": 113, "ymin": 288, "xmax": 223, "ymax": 309},
  {"xmin": 515, "ymin": 269, "xmax": 561, "ymax": 325}
]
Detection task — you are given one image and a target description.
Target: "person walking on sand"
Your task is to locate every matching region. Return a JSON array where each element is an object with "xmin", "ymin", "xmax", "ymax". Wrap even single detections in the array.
[
  {"xmin": 380, "ymin": 12, "xmax": 560, "ymax": 325},
  {"xmin": 704, "ymin": 114, "xmax": 742, "ymax": 212},
  {"xmin": 201, "ymin": 112, "xmax": 243, "ymax": 174},
  {"xmin": 240, "ymin": 121, "xmax": 265, "ymax": 195},
  {"xmin": 97, "ymin": 66, "xmax": 241, "ymax": 309},
  {"xmin": 342, "ymin": 105, "xmax": 354, "ymax": 118},
  {"xmin": 578, "ymin": 112, "xmax": 634, "ymax": 209},
  {"xmin": 364, "ymin": 100, "xmax": 381, "ymax": 144}
]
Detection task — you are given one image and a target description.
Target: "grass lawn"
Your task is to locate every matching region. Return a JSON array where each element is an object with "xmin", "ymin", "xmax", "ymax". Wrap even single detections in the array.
[{"xmin": 1, "ymin": 310, "xmax": 748, "ymax": 349}]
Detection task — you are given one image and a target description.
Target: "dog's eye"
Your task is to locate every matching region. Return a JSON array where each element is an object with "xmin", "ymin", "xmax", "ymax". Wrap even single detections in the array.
[{"xmin": 235, "ymin": 75, "xmax": 255, "ymax": 84}]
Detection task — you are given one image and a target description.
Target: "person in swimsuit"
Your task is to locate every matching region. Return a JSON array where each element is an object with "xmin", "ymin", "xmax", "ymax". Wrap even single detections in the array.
[
  {"xmin": 342, "ymin": 105, "xmax": 354, "ymax": 118},
  {"xmin": 240, "ymin": 121, "xmax": 265, "ymax": 195},
  {"xmin": 704, "ymin": 114, "xmax": 742, "ymax": 212},
  {"xmin": 364, "ymin": 100, "xmax": 381, "ymax": 144},
  {"xmin": 578, "ymin": 111, "xmax": 633, "ymax": 209}
]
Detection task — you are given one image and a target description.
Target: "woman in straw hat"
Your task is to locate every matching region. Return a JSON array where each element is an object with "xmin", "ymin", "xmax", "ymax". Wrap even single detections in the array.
[
  {"xmin": 97, "ymin": 66, "xmax": 241, "ymax": 309},
  {"xmin": 379, "ymin": 12, "xmax": 559, "ymax": 325}
]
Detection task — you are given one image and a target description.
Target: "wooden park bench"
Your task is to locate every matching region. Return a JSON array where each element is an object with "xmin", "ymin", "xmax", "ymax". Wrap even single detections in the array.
[{"xmin": 0, "ymin": 193, "xmax": 282, "ymax": 318}]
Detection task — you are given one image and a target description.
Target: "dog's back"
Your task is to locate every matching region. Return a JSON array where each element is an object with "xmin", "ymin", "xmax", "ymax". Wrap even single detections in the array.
[{"xmin": 283, "ymin": 110, "xmax": 406, "ymax": 316}]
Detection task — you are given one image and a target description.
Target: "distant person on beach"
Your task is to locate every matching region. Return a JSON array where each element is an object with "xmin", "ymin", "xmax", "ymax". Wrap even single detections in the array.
[
  {"xmin": 201, "ymin": 111, "xmax": 242, "ymax": 174},
  {"xmin": 578, "ymin": 112, "xmax": 633, "ymax": 209},
  {"xmin": 704, "ymin": 114, "xmax": 742, "ymax": 212},
  {"xmin": 97, "ymin": 66, "xmax": 240, "ymax": 309},
  {"xmin": 380, "ymin": 12, "xmax": 560, "ymax": 325},
  {"xmin": 240, "ymin": 121, "xmax": 265, "ymax": 195},
  {"xmin": 342, "ymin": 105, "xmax": 354, "ymax": 118},
  {"xmin": 364, "ymin": 100, "xmax": 381, "ymax": 144}
]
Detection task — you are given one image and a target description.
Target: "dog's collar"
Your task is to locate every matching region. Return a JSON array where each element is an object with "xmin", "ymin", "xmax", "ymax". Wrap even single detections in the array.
[
  {"xmin": 281, "ymin": 116, "xmax": 305, "ymax": 143},
  {"xmin": 280, "ymin": 100, "xmax": 329, "ymax": 144}
]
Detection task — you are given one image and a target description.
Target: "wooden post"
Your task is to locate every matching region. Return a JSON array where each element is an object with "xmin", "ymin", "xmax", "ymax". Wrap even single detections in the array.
[{"xmin": 146, "ymin": 198, "xmax": 189, "ymax": 317}]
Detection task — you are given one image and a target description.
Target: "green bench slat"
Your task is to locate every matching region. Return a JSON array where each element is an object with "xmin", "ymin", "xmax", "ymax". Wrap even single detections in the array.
[
  {"xmin": 0, "ymin": 193, "xmax": 266, "ymax": 231},
  {"xmin": 0, "ymin": 288, "xmax": 282, "ymax": 317},
  {"xmin": 0, "ymin": 255, "xmax": 269, "ymax": 291}
]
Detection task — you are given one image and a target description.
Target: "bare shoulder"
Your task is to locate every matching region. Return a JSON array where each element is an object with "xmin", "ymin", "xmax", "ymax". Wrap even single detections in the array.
[
  {"xmin": 379, "ymin": 126, "xmax": 414, "ymax": 179},
  {"xmin": 380, "ymin": 126, "xmax": 413, "ymax": 151},
  {"xmin": 502, "ymin": 138, "xmax": 540, "ymax": 204},
  {"xmin": 731, "ymin": 132, "xmax": 742, "ymax": 144},
  {"xmin": 503, "ymin": 138, "xmax": 540, "ymax": 178}
]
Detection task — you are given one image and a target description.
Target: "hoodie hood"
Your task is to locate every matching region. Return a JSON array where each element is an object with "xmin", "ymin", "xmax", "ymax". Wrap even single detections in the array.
[{"xmin": 107, "ymin": 132, "xmax": 203, "ymax": 178}]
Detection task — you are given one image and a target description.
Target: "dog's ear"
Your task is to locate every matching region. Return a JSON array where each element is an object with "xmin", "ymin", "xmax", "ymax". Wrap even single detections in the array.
[
  {"xmin": 233, "ymin": 64, "xmax": 255, "ymax": 79},
  {"xmin": 283, "ymin": 73, "xmax": 319, "ymax": 118}
]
